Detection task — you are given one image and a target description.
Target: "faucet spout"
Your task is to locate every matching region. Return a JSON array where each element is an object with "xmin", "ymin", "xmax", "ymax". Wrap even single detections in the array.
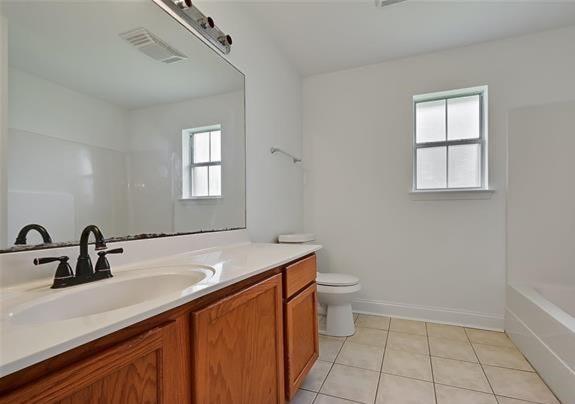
[
  {"xmin": 15, "ymin": 224, "xmax": 53, "ymax": 245},
  {"xmin": 75, "ymin": 225, "xmax": 107, "ymax": 278}
]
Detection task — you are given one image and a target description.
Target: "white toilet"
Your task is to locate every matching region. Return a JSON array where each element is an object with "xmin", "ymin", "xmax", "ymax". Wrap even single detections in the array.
[{"xmin": 278, "ymin": 234, "xmax": 361, "ymax": 337}]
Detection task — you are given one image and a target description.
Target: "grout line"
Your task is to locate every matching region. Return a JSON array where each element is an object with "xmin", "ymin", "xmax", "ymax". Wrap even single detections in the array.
[
  {"xmin": 314, "ymin": 391, "xmax": 364, "ymax": 404},
  {"xmin": 315, "ymin": 336, "xmax": 347, "ymax": 395},
  {"xmin": 372, "ymin": 322, "xmax": 390, "ymax": 404},
  {"xmin": 467, "ymin": 329, "xmax": 497, "ymax": 397},
  {"xmin": 426, "ymin": 323, "xmax": 439, "ymax": 404},
  {"xmin": 380, "ymin": 370, "xmax": 433, "ymax": 384},
  {"xmin": 434, "ymin": 382, "xmax": 495, "ymax": 396}
]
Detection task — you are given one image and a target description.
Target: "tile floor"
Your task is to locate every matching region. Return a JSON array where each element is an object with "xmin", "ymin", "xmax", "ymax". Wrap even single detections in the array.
[{"xmin": 290, "ymin": 313, "xmax": 560, "ymax": 404}]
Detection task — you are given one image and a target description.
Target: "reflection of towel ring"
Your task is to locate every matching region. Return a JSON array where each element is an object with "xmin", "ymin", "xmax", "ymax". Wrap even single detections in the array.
[{"xmin": 270, "ymin": 147, "xmax": 302, "ymax": 164}]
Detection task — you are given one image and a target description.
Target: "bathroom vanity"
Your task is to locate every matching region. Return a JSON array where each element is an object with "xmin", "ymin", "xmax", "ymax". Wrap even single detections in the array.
[
  {"xmin": 0, "ymin": 243, "xmax": 319, "ymax": 403},
  {"xmin": 0, "ymin": 0, "xmax": 320, "ymax": 401}
]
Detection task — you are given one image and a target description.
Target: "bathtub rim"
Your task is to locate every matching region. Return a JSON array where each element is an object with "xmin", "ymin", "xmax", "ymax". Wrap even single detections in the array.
[{"xmin": 510, "ymin": 283, "xmax": 575, "ymax": 332}]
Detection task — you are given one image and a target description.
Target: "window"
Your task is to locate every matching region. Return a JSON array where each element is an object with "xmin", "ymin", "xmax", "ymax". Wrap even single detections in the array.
[
  {"xmin": 413, "ymin": 86, "xmax": 488, "ymax": 191},
  {"xmin": 182, "ymin": 125, "xmax": 222, "ymax": 198}
]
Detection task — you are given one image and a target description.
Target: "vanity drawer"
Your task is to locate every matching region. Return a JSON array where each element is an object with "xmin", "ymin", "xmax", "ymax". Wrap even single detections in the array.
[{"xmin": 284, "ymin": 254, "xmax": 316, "ymax": 299}]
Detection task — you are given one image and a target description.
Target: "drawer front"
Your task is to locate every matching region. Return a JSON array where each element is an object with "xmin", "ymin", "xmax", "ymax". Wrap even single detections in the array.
[
  {"xmin": 284, "ymin": 283, "xmax": 318, "ymax": 399},
  {"xmin": 284, "ymin": 254, "xmax": 316, "ymax": 299}
]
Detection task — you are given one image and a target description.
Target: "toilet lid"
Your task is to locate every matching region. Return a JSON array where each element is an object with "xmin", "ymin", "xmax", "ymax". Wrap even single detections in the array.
[{"xmin": 316, "ymin": 273, "xmax": 359, "ymax": 287}]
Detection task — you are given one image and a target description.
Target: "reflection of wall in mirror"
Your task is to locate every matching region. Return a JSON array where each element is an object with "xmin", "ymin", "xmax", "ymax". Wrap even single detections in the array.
[
  {"xmin": 4, "ymin": 67, "xmax": 244, "ymax": 247},
  {"xmin": 0, "ymin": 17, "xmax": 7, "ymax": 248},
  {"xmin": 6, "ymin": 69, "xmax": 129, "ymax": 246},
  {"xmin": 126, "ymin": 91, "xmax": 245, "ymax": 235}
]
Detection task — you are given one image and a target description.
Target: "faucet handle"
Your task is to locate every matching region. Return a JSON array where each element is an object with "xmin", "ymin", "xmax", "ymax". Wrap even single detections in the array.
[
  {"xmin": 95, "ymin": 248, "xmax": 123, "ymax": 275},
  {"xmin": 34, "ymin": 256, "xmax": 74, "ymax": 289}
]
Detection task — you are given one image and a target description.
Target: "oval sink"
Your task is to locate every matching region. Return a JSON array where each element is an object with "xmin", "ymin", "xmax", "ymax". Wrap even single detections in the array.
[{"xmin": 7, "ymin": 266, "xmax": 214, "ymax": 325}]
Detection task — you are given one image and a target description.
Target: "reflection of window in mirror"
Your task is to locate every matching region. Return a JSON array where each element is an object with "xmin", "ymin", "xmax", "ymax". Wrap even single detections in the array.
[{"xmin": 182, "ymin": 125, "xmax": 222, "ymax": 199}]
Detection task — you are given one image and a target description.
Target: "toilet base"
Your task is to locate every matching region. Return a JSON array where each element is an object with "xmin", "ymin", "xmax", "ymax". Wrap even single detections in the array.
[{"xmin": 323, "ymin": 303, "xmax": 356, "ymax": 337}]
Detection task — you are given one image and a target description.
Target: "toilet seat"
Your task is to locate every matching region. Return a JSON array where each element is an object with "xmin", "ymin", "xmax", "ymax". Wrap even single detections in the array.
[{"xmin": 316, "ymin": 273, "xmax": 359, "ymax": 287}]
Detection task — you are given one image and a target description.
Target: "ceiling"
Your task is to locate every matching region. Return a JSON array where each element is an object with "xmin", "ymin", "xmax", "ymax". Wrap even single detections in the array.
[
  {"xmin": 240, "ymin": 0, "xmax": 575, "ymax": 76},
  {"xmin": 3, "ymin": 1, "xmax": 244, "ymax": 109}
]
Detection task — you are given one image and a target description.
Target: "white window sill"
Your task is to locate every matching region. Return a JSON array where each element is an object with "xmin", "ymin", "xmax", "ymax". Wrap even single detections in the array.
[
  {"xmin": 409, "ymin": 188, "xmax": 495, "ymax": 201},
  {"xmin": 179, "ymin": 196, "xmax": 222, "ymax": 201}
]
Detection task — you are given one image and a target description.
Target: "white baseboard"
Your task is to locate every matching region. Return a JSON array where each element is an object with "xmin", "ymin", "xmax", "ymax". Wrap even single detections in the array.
[{"xmin": 352, "ymin": 298, "xmax": 504, "ymax": 331}]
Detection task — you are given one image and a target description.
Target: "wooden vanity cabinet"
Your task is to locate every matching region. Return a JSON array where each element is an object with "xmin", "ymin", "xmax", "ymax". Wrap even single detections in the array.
[
  {"xmin": 283, "ymin": 255, "xmax": 319, "ymax": 400},
  {"xmin": 191, "ymin": 274, "xmax": 285, "ymax": 404},
  {"xmin": 0, "ymin": 254, "xmax": 318, "ymax": 404},
  {"xmin": 0, "ymin": 321, "xmax": 184, "ymax": 404}
]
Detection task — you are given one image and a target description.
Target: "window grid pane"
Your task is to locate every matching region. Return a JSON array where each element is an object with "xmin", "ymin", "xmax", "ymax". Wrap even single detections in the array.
[
  {"xmin": 210, "ymin": 131, "xmax": 221, "ymax": 162},
  {"xmin": 192, "ymin": 166, "xmax": 208, "ymax": 196},
  {"xmin": 447, "ymin": 143, "xmax": 482, "ymax": 188},
  {"xmin": 416, "ymin": 99, "xmax": 446, "ymax": 143},
  {"xmin": 193, "ymin": 131, "xmax": 210, "ymax": 164},
  {"xmin": 209, "ymin": 165, "xmax": 222, "ymax": 196},
  {"xmin": 416, "ymin": 146, "xmax": 447, "ymax": 189},
  {"xmin": 447, "ymin": 95, "xmax": 480, "ymax": 141}
]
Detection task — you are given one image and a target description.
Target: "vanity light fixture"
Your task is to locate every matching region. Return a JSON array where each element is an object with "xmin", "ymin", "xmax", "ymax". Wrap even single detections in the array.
[{"xmin": 158, "ymin": 0, "xmax": 233, "ymax": 54}]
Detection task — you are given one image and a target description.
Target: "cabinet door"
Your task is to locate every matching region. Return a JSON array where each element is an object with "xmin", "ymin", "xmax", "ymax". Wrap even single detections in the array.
[
  {"xmin": 1, "ymin": 321, "xmax": 183, "ymax": 404},
  {"xmin": 192, "ymin": 274, "xmax": 285, "ymax": 404},
  {"xmin": 284, "ymin": 283, "xmax": 319, "ymax": 400}
]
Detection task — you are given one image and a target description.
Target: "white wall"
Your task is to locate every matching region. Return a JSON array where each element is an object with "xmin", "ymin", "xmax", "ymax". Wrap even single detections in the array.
[
  {"xmin": 507, "ymin": 101, "xmax": 575, "ymax": 287},
  {"xmin": 198, "ymin": 2, "xmax": 304, "ymax": 242},
  {"xmin": 126, "ymin": 91, "xmax": 245, "ymax": 235},
  {"xmin": 303, "ymin": 26, "xmax": 575, "ymax": 329}
]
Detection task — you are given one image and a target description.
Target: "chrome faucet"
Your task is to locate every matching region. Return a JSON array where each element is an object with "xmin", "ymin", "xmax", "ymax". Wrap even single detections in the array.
[
  {"xmin": 14, "ymin": 224, "xmax": 53, "ymax": 245},
  {"xmin": 34, "ymin": 225, "xmax": 123, "ymax": 289}
]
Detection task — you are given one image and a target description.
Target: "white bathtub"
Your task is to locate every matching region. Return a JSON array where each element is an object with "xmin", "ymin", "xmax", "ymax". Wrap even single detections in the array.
[{"xmin": 506, "ymin": 283, "xmax": 575, "ymax": 404}]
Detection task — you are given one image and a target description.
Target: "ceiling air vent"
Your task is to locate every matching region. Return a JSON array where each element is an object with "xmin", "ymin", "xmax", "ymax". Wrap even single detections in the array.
[
  {"xmin": 120, "ymin": 28, "xmax": 187, "ymax": 64},
  {"xmin": 375, "ymin": 0, "xmax": 408, "ymax": 7}
]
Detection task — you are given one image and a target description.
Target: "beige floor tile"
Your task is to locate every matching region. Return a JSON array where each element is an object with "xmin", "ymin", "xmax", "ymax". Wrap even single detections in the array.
[
  {"xmin": 336, "ymin": 341, "xmax": 384, "ymax": 371},
  {"xmin": 473, "ymin": 344, "xmax": 533, "ymax": 371},
  {"xmin": 387, "ymin": 331, "xmax": 429, "ymax": 354},
  {"xmin": 320, "ymin": 364, "xmax": 379, "ymax": 404},
  {"xmin": 319, "ymin": 335, "xmax": 345, "ymax": 362},
  {"xmin": 483, "ymin": 366, "xmax": 559, "ymax": 404},
  {"xmin": 382, "ymin": 348, "xmax": 432, "ymax": 381},
  {"xmin": 356, "ymin": 314, "xmax": 390, "ymax": 330},
  {"xmin": 496, "ymin": 396, "xmax": 538, "ymax": 404},
  {"xmin": 390, "ymin": 318, "xmax": 427, "ymax": 336},
  {"xmin": 347, "ymin": 327, "xmax": 388, "ymax": 348},
  {"xmin": 353, "ymin": 313, "xmax": 359, "ymax": 322},
  {"xmin": 427, "ymin": 323, "xmax": 468, "ymax": 342},
  {"xmin": 314, "ymin": 394, "xmax": 358, "ymax": 404},
  {"xmin": 431, "ymin": 357, "xmax": 491, "ymax": 393},
  {"xmin": 429, "ymin": 337, "xmax": 477, "ymax": 362},
  {"xmin": 290, "ymin": 389, "xmax": 317, "ymax": 404},
  {"xmin": 465, "ymin": 329, "xmax": 514, "ymax": 348},
  {"xmin": 301, "ymin": 360, "xmax": 332, "ymax": 392},
  {"xmin": 376, "ymin": 373, "xmax": 435, "ymax": 404},
  {"xmin": 435, "ymin": 384, "xmax": 497, "ymax": 404}
]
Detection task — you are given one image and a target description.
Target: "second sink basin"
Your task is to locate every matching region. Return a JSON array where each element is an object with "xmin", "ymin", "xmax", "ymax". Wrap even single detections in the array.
[{"xmin": 6, "ymin": 265, "xmax": 214, "ymax": 325}]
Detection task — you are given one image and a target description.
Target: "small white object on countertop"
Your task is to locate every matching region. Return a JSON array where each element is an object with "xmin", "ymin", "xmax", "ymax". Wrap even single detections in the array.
[{"xmin": 277, "ymin": 233, "xmax": 315, "ymax": 243}]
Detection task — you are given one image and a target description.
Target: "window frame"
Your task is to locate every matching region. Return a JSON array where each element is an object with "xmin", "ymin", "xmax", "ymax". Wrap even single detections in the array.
[
  {"xmin": 182, "ymin": 124, "xmax": 222, "ymax": 200},
  {"xmin": 412, "ymin": 86, "xmax": 488, "ymax": 192}
]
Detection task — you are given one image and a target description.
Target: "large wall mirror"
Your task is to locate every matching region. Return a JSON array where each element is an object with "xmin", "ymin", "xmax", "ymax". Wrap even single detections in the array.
[{"xmin": 0, "ymin": 0, "xmax": 246, "ymax": 252}]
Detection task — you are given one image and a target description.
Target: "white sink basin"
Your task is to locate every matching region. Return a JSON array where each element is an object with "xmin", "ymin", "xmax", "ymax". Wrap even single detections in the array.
[{"xmin": 6, "ymin": 265, "xmax": 214, "ymax": 325}]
